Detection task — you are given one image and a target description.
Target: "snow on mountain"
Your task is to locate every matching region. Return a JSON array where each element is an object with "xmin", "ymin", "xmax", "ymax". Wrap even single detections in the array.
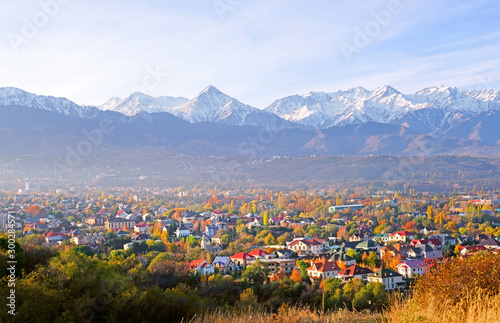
[
  {"xmin": 2, "ymin": 85, "xmax": 500, "ymax": 134},
  {"xmin": 175, "ymin": 85, "xmax": 291, "ymax": 129},
  {"xmin": 99, "ymin": 92, "xmax": 189, "ymax": 116},
  {"xmin": 0, "ymin": 87, "xmax": 99, "ymax": 118},
  {"xmin": 266, "ymin": 85, "xmax": 500, "ymax": 129}
]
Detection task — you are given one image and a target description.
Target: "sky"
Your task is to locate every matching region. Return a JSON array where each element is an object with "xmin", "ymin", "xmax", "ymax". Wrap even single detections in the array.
[{"xmin": 0, "ymin": 0, "xmax": 499, "ymax": 108}]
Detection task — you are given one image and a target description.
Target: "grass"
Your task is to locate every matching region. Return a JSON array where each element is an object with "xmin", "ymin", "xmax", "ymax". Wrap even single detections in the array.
[
  {"xmin": 382, "ymin": 290, "xmax": 500, "ymax": 323},
  {"xmin": 188, "ymin": 292, "xmax": 500, "ymax": 323},
  {"xmin": 189, "ymin": 306, "xmax": 382, "ymax": 323}
]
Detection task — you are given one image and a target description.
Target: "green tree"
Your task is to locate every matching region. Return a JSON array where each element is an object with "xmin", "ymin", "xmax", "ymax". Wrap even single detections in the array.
[
  {"xmin": 242, "ymin": 260, "xmax": 270, "ymax": 285},
  {"xmin": 264, "ymin": 233, "xmax": 276, "ymax": 245}
]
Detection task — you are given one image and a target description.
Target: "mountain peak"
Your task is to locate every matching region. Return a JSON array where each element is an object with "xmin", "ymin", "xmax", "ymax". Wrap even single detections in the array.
[{"xmin": 200, "ymin": 85, "xmax": 223, "ymax": 95}]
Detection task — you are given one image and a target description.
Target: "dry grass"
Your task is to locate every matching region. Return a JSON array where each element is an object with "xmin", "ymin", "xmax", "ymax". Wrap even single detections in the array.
[
  {"xmin": 382, "ymin": 291, "xmax": 500, "ymax": 323},
  {"xmin": 188, "ymin": 291, "xmax": 500, "ymax": 323},
  {"xmin": 189, "ymin": 306, "xmax": 382, "ymax": 323}
]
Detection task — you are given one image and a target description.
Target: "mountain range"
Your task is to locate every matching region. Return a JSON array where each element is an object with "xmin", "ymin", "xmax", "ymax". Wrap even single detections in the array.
[{"xmin": 0, "ymin": 85, "xmax": 500, "ymax": 158}]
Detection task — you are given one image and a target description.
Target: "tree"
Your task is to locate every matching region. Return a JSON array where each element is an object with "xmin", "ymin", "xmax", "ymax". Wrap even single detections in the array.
[
  {"xmin": 264, "ymin": 233, "xmax": 276, "ymax": 245},
  {"xmin": 297, "ymin": 260, "xmax": 310, "ymax": 280},
  {"xmin": 242, "ymin": 260, "xmax": 270, "ymax": 285},
  {"xmin": 262, "ymin": 211, "xmax": 269, "ymax": 226},
  {"xmin": 290, "ymin": 268, "xmax": 302, "ymax": 283},
  {"xmin": 403, "ymin": 221, "xmax": 417, "ymax": 232},
  {"xmin": 337, "ymin": 226, "xmax": 349, "ymax": 240},
  {"xmin": 426, "ymin": 205, "xmax": 434, "ymax": 220},
  {"xmin": 444, "ymin": 220, "xmax": 457, "ymax": 233},
  {"xmin": 346, "ymin": 249, "xmax": 362, "ymax": 263},
  {"xmin": 186, "ymin": 236, "xmax": 198, "ymax": 248},
  {"xmin": 236, "ymin": 288, "xmax": 258, "ymax": 310}
]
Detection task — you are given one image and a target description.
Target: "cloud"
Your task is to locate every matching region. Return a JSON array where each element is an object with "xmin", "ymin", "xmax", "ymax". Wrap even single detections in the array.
[{"xmin": 0, "ymin": 0, "xmax": 498, "ymax": 108}]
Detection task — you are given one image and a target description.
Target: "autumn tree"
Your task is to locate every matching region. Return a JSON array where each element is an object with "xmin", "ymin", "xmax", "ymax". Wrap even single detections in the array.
[{"xmin": 290, "ymin": 268, "xmax": 302, "ymax": 283}]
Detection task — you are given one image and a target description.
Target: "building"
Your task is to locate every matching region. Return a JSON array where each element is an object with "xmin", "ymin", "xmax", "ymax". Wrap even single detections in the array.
[
  {"xmin": 258, "ymin": 258, "xmax": 296, "ymax": 275},
  {"xmin": 328, "ymin": 204, "xmax": 364, "ymax": 212},
  {"xmin": 72, "ymin": 233, "xmax": 105, "ymax": 246},
  {"xmin": 367, "ymin": 269, "xmax": 405, "ymax": 291},
  {"xmin": 189, "ymin": 260, "xmax": 214, "ymax": 276},
  {"xmin": 329, "ymin": 246, "xmax": 357, "ymax": 266},
  {"xmin": 407, "ymin": 243, "xmax": 442, "ymax": 260},
  {"xmin": 306, "ymin": 259, "xmax": 341, "ymax": 280},
  {"xmin": 337, "ymin": 264, "xmax": 373, "ymax": 282},
  {"xmin": 175, "ymin": 226, "xmax": 191, "ymax": 238},
  {"xmin": 105, "ymin": 218, "xmax": 135, "ymax": 230},
  {"xmin": 389, "ymin": 231, "xmax": 415, "ymax": 242},
  {"xmin": 288, "ymin": 238, "xmax": 324, "ymax": 255},
  {"xmin": 397, "ymin": 260, "xmax": 429, "ymax": 278},
  {"xmin": 134, "ymin": 222, "xmax": 152, "ymax": 234},
  {"xmin": 230, "ymin": 252, "xmax": 255, "ymax": 267},
  {"xmin": 212, "ymin": 256, "xmax": 235, "ymax": 273},
  {"xmin": 247, "ymin": 249, "xmax": 276, "ymax": 260},
  {"xmin": 200, "ymin": 234, "xmax": 221, "ymax": 253}
]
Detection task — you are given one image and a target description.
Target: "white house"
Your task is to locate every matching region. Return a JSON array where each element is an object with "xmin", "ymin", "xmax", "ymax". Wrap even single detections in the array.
[
  {"xmin": 175, "ymin": 226, "xmax": 191, "ymax": 238},
  {"xmin": 189, "ymin": 260, "xmax": 214, "ymax": 275},
  {"xmin": 397, "ymin": 260, "xmax": 429, "ymax": 278},
  {"xmin": 306, "ymin": 259, "xmax": 341, "ymax": 280},
  {"xmin": 287, "ymin": 238, "xmax": 324, "ymax": 255}
]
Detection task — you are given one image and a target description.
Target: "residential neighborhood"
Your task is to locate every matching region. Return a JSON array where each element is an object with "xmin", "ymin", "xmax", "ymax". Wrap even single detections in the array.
[{"xmin": 1, "ymin": 185, "xmax": 500, "ymax": 316}]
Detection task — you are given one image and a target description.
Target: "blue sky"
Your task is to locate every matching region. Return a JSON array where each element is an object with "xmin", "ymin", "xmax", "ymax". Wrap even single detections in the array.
[{"xmin": 0, "ymin": 0, "xmax": 499, "ymax": 108}]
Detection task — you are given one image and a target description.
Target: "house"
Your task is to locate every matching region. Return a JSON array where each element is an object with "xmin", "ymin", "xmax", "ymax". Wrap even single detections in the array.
[
  {"xmin": 478, "ymin": 238, "xmax": 500, "ymax": 249},
  {"xmin": 380, "ymin": 243, "xmax": 411, "ymax": 259},
  {"xmin": 372, "ymin": 233, "xmax": 389, "ymax": 242},
  {"xmin": 258, "ymin": 258, "xmax": 296, "ymax": 274},
  {"xmin": 211, "ymin": 231, "xmax": 223, "ymax": 245},
  {"xmin": 329, "ymin": 246, "xmax": 357, "ymax": 266},
  {"xmin": 45, "ymin": 233, "xmax": 66, "ymax": 245},
  {"xmin": 72, "ymin": 232, "xmax": 105, "ymax": 246},
  {"xmin": 349, "ymin": 233, "xmax": 364, "ymax": 242},
  {"xmin": 212, "ymin": 256, "xmax": 235, "ymax": 273},
  {"xmin": 204, "ymin": 224, "xmax": 218, "ymax": 238},
  {"xmin": 355, "ymin": 240, "xmax": 379, "ymax": 252},
  {"xmin": 131, "ymin": 233, "xmax": 151, "ymax": 242},
  {"xmin": 200, "ymin": 234, "xmax": 221, "ymax": 253},
  {"xmin": 407, "ymin": 243, "xmax": 442, "ymax": 259},
  {"xmin": 189, "ymin": 260, "xmax": 214, "ymax": 275},
  {"xmin": 306, "ymin": 259, "xmax": 341, "ymax": 280},
  {"xmin": 269, "ymin": 217, "xmax": 283, "ymax": 225},
  {"xmin": 389, "ymin": 231, "xmax": 415, "ymax": 242},
  {"xmin": 116, "ymin": 230, "xmax": 130, "ymax": 237},
  {"xmin": 459, "ymin": 245, "xmax": 487, "ymax": 256},
  {"xmin": 410, "ymin": 239, "xmax": 441, "ymax": 248},
  {"xmin": 248, "ymin": 249, "xmax": 276, "ymax": 260},
  {"xmin": 367, "ymin": 269, "xmax": 405, "ymax": 291},
  {"xmin": 134, "ymin": 222, "xmax": 152, "ymax": 234},
  {"xmin": 337, "ymin": 264, "xmax": 373, "ymax": 282},
  {"xmin": 175, "ymin": 226, "xmax": 191, "ymax": 238},
  {"xmin": 230, "ymin": 252, "xmax": 255, "ymax": 267},
  {"xmin": 86, "ymin": 216, "xmax": 105, "ymax": 226},
  {"xmin": 277, "ymin": 249, "xmax": 295, "ymax": 259},
  {"xmin": 288, "ymin": 238, "xmax": 324, "ymax": 255},
  {"xmin": 397, "ymin": 259, "xmax": 429, "ymax": 278}
]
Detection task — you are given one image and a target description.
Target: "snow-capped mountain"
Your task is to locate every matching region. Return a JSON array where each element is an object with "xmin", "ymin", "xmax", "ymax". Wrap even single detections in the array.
[
  {"xmin": 266, "ymin": 85, "xmax": 500, "ymax": 130},
  {"xmin": 2, "ymin": 85, "xmax": 500, "ymax": 135},
  {"xmin": 0, "ymin": 87, "xmax": 99, "ymax": 118},
  {"xmin": 100, "ymin": 92, "xmax": 189, "ymax": 116},
  {"xmin": 174, "ymin": 85, "xmax": 293, "ymax": 129}
]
